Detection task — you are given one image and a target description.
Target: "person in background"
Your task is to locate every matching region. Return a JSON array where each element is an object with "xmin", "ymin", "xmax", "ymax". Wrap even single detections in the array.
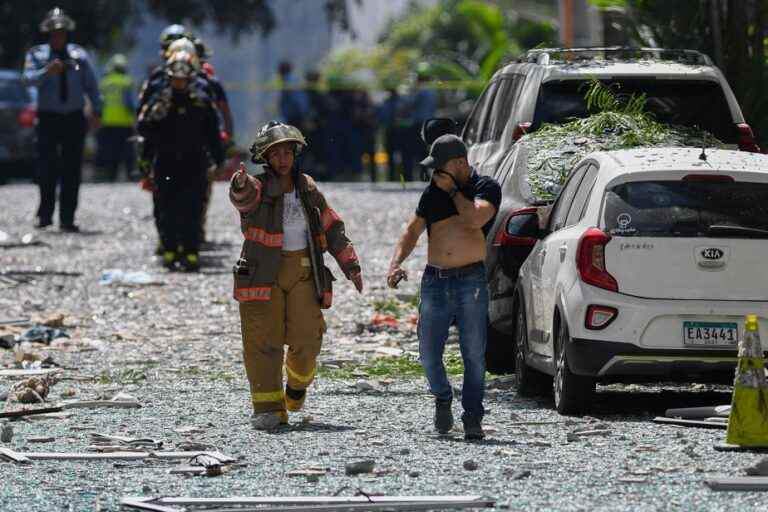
[
  {"xmin": 377, "ymin": 84, "xmax": 404, "ymax": 182},
  {"xmin": 301, "ymin": 70, "xmax": 329, "ymax": 178},
  {"xmin": 401, "ymin": 65, "xmax": 437, "ymax": 181},
  {"xmin": 277, "ymin": 61, "xmax": 310, "ymax": 129},
  {"xmin": 22, "ymin": 7, "xmax": 102, "ymax": 232},
  {"xmin": 354, "ymin": 90, "xmax": 377, "ymax": 182},
  {"xmin": 97, "ymin": 54, "xmax": 135, "ymax": 182}
]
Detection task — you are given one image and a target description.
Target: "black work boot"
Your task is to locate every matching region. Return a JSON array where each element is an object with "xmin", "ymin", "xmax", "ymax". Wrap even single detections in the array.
[
  {"xmin": 434, "ymin": 398, "xmax": 454, "ymax": 434},
  {"xmin": 285, "ymin": 384, "xmax": 307, "ymax": 412},
  {"xmin": 462, "ymin": 414, "xmax": 485, "ymax": 440}
]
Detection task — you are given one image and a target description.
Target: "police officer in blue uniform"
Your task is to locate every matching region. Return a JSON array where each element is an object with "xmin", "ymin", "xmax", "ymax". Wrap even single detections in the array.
[{"xmin": 22, "ymin": 8, "xmax": 102, "ymax": 232}]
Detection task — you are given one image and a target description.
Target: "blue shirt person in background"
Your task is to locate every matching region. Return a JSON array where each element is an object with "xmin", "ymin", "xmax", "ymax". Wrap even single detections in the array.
[{"xmin": 22, "ymin": 7, "xmax": 102, "ymax": 232}]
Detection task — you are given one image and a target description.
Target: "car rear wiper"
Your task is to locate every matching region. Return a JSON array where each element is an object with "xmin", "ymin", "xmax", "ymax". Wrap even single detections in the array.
[{"xmin": 707, "ymin": 224, "xmax": 768, "ymax": 238}]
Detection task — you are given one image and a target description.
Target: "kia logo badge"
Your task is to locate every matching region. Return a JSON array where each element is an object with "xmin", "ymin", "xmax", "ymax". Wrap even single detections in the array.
[{"xmin": 701, "ymin": 248, "xmax": 724, "ymax": 260}]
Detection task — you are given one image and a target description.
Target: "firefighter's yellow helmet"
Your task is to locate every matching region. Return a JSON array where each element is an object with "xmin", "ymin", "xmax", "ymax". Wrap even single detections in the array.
[{"xmin": 249, "ymin": 121, "xmax": 307, "ymax": 163}]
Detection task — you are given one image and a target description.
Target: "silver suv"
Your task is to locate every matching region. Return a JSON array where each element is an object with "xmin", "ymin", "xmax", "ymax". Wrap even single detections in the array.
[{"xmin": 464, "ymin": 47, "xmax": 760, "ymax": 183}]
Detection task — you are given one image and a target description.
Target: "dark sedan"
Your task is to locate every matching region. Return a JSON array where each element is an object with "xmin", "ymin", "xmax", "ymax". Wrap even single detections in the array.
[{"xmin": 0, "ymin": 70, "xmax": 37, "ymax": 183}]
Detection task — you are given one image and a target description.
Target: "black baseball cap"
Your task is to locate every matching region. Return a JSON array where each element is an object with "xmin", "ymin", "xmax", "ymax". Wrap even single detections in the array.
[{"xmin": 420, "ymin": 134, "xmax": 467, "ymax": 170}]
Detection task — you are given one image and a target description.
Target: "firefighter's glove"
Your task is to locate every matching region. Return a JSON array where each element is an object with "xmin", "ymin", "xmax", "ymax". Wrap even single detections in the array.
[{"xmin": 232, "ymin": 162, "xmax": 249, "ymax": 189}]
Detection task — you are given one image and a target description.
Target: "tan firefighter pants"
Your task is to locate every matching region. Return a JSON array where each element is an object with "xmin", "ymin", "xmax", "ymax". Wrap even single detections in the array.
[{"xmin": 239, "ymin": 249, "xmax": 326, "ymax": 413}]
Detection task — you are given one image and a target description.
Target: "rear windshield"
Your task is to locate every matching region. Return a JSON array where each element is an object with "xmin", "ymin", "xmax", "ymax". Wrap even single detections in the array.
[
  {"xmin": 602, "ymin": 180, "xmax": 768, "ymax": 239},
  {"xmin": 0, "ymin": 79, "xmax": 30, "ymax": 103},
  {"xmin": 533, "ymin": 80, "xmax": 737, "ymax": 143}
]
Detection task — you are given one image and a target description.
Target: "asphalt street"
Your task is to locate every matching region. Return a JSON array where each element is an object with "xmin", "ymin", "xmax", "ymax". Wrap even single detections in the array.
[{"xmin": 0, "ymin": 182, "xmax": 764, "ymax": 512}]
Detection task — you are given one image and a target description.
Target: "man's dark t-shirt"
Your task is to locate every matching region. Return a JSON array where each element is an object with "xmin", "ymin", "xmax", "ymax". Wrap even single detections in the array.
[{"xmin": 416, "ymin": 170, "xmax": 502, "ymax": 236}]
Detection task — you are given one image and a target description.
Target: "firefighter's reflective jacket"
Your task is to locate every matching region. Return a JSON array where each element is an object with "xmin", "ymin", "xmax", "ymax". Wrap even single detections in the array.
[{"xmin": 229, "ymin": 171, "xmax": 360, "ymax": 308}]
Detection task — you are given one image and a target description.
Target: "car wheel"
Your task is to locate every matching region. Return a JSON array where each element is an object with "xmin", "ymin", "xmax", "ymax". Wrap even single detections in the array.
[
  {"xmin": 513, "ymin": 294, "xmax": 552, "ymax": 396},
  {"xmin": 553, "ymin": 314, "xmax": 595, "ymax": 415},
  {"xmin": 485, "ymin": 322, "xmax": 515, "ymax": 374}
]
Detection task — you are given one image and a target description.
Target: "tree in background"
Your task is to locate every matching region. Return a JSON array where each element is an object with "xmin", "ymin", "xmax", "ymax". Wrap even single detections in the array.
[
  {"xmin": 0, "ymin": 0, "xmax": 355, "ymax": 69},
  {"xmin": 319, "ymin": 0, "xmax": 557, "ymax": 106},
  {"xmin": 590, "ymin": 0, "xmax": 768, "ymax": 146}
]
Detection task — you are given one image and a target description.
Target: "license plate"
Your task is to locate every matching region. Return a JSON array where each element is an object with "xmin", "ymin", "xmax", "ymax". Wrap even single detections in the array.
[{"xmin": 683, "ymin": 321, "xmax": 738, "ymax": 346}]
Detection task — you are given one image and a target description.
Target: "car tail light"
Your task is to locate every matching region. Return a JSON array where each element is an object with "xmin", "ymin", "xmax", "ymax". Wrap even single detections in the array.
[
  {"xmin": 17, "ymin": 106, "xmax": 36, "ymax": 128},
  {"xmin": 512, "ymin": 122, "xmax": 532, "ymax": 141},
  {"xmin": 737, "ymin": 123, "xmax": 761, "ymax": 153},
  {"xmin": 577, "ymin": 228, "xmax": 618, "ymax": 292},
  {"xmin": 585, "ymin": 305, "xmax": 618, "ymax": 330}
]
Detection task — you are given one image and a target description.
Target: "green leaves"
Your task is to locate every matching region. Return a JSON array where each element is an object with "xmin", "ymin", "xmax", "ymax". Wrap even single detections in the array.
[{"xmin": 582, "ymin": 78, "xmax": 647, "ymax": 117}]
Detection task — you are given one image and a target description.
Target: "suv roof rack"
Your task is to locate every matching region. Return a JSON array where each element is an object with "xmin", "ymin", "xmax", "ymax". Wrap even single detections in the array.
[{"xmin": 519, "ymin": 47, "xmax": 713, "ymax": 66}]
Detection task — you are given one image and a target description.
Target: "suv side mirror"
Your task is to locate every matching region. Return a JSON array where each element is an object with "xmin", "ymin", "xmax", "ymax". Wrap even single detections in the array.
[
  {"xmin": 493, "ymin": 207, "xmax": 541, "ymax": 247},
  {"xmin": 421, "ymin": 118, "xmax": 459, "ymax": 146}
]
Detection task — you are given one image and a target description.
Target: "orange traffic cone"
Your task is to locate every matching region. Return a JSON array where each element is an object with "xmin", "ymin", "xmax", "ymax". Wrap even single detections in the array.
[{"xmin": 725, "ymin": 315, "xmax": 768, "ymax": 447}]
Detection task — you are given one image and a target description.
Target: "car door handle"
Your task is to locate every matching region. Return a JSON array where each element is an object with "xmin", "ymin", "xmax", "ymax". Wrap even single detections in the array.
[{"xmin": 559, "ymin": 244, "xmax": 567, "ymax": 260}]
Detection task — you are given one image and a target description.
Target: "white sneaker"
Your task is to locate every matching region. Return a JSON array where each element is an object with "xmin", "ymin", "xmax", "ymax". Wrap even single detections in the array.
[{"xmin": 250, "ymin": 412, "xmax": 282, "ymax": 430}]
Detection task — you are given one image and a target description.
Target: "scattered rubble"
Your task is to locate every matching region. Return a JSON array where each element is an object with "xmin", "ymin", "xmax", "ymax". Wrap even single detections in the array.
[
  {"xmin": 98, "ymin": 269, "xmax": 164, "ymax": 287},
  {"xmin": 1, "ymin": 423, "xmax": 12, "ymax": 443},
  {"xmin": 345, "ymin": 459, "xmax": 376, "ymax": 475},
  {"xmin": 8, "ymin": 373, "xmax": 59, "ymax": 403}
]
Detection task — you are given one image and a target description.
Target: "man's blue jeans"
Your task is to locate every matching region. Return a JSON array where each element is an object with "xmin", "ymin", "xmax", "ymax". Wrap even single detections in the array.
[{"xmin": 418, "ymin": 263, "xmax": 488, "ymax": 419}]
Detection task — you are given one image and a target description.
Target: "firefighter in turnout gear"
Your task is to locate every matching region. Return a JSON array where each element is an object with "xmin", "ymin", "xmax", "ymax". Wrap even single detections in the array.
[
  {"xmin": 137, "ymin": 51, "xmax": 224, "ymax": 271},
  {"xmin": 230, "ymin": 122, "xmax": 364, "ymax": 430},
  {"xmin": 136, "ymin": 28, "xmax": 219, "ymax": 255}
]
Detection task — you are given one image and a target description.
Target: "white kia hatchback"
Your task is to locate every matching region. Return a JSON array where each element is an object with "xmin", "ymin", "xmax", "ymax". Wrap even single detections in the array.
[{"xmin": 510, "ymin": 147, "xmax": 768, "ymax": 414}]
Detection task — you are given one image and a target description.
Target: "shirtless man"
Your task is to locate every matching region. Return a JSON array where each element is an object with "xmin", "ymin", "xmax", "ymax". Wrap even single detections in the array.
[{"xmin": 387, "ymin": 134, "xmax": 501, "ymax": 439}]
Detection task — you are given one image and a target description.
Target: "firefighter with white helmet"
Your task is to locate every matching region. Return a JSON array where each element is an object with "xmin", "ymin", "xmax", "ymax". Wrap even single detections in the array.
[{"xmin": 137, "ymin": 50, "xmax": 224, "ymax": 271}]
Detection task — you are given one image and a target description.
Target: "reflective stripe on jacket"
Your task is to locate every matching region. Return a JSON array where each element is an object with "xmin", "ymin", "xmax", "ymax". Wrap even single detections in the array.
[{"xmin": 229, "ymin": 171, "xmax": 360, "ymax": 308}]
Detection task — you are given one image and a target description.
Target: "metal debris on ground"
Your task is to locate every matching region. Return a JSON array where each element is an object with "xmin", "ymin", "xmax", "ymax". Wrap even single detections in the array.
[
  {"xmin": 0, "ymin": 448, "xmax": 236, "ymax": 464},
  {"xmin": 119, "ymin": 495, "xmax": 496, "ymax": 512},
  {"xmin": 0, "ymin": 269, "xmax": 82, "ymax": 278},
  {"xmin": 0, "ymin": 406, "xmax": 65, "ymax": 419},
  {"xmin": 745, "ymin": 457, "xmax": 768, "ymax": 476},
  {"xmin": 0, "ymin": 231, "xmax": 48, "ymax": 249},
  {"xmin": 713, "ymin": 443, "xmax": 768, "ymax": 453},
  {"xmin": 652, "ymin": 417, "xmax": 728, "ymax": 429},
  {"xmin": 665, "ymin": 405, "xmax": 731, "ymax": 419},
  {"xmin": 61, "ymin": 393, "xmax": 141, "ymax": 409},
  {"xmin": 184, "ymin": 453, "xmax": 226, "ymax": 477},
  {"xmin": 90, "ymin": 433, "xmax": 163, "ymax": 450},
  {"xmin": 705, "ymin": 477, "xmax": 768, "ymax": 491},
  {"xmin": 0, "ymin": 368, "xmax": 62, "ymax": 378}
]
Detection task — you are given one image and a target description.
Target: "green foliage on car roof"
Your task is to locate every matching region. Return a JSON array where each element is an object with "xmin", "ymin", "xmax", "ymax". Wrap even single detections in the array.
[{"xmin": 521, "ymin": 79, "xmax": 724, "ymax": 201}]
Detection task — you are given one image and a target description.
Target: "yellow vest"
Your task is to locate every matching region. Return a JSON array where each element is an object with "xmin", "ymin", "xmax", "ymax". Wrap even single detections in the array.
[{"xmin": 100, "ymin": 72, "xmax": 135, "ymax": 127}]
